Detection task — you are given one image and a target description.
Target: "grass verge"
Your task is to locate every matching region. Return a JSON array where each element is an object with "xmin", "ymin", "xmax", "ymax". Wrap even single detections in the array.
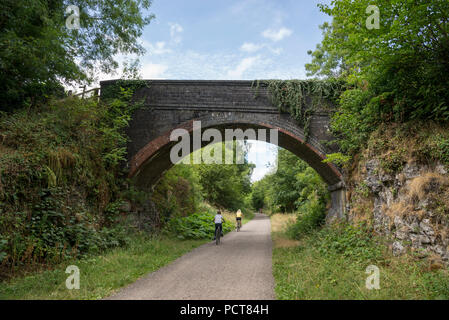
[
  {"xmin": 242, "ymin": 211, "xmax": 255, "ymax": 225},
  {"xmin": 0, "ymin": 234, "xmax": 207, "ymax": 300},
  {"xmin": 270, "ymin": 215, "xmax": 449, "ymax": 300}
]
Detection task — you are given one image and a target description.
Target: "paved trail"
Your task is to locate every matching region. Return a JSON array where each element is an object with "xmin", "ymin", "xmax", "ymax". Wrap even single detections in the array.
[{"xmin": 106, "ymin": 214, "xmax": 275, "ymax": 300}]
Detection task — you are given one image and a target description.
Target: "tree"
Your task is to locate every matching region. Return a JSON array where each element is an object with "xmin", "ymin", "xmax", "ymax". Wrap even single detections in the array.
[
  {"xmin": 253, "ymin": 148, "xmax": 328, "ymax": 213},
  {"xmin": 307, "ymin": 0, "xmax": 449, "ymax": 123},
  {"xmin": 195, "ymin": 142, "xmax": 254, "ymax": 211},
  {"xmin": 305, "ymin": 21, "xmax": 351, "ymax": 78},
  {"xmin": 270, "ymin": 149, "xmax": 308, "ymax": 212},
  {"xmin": 0, "ymin": 0, "xmax": 154, "ymax": 111},
  {"xmin": 152, "ymin": 164, "xmax": 203, "ymax": 224},
  {"xmin": 251, "ymin": 181, "xmax": 266, "ymax": 211}
]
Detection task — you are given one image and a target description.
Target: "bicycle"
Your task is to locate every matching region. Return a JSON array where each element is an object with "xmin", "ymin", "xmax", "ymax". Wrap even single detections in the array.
[
  {"xmin": 236, "ymin": 219, "xmax": 242, "ymax": 232},
  {"xmin": 215, "ymin": 224, "xmax": 222, "ymax": 245}
]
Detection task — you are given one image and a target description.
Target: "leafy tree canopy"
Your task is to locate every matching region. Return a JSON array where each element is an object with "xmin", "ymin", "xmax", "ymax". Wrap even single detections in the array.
[
  {"xmin": 306, "ymin": 0, "xmax": 449, "ymax": 154},
  {"xmin": 195, "ymin": 142, "xmax": 254, "ymax": 211},
  {"xmin": 307, "ymin": 0, "xmax": 449, "ymax": 122},
  {"xmin": 252, "ymin": 148, "xmax": 328, "ymax": 213},
  {"xmin": 0, "ymin": 0, "xmax": 154, "ymax": 111}
]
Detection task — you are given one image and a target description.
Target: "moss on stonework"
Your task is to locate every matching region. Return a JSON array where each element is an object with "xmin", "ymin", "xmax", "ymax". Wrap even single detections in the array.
[
  {"xmin": 252, "ymin": 79, "xmax": 346, "ymax": 140},
  {"xmin": 100, "ymin": 79, "xmax": 149, "ymax": 102}
]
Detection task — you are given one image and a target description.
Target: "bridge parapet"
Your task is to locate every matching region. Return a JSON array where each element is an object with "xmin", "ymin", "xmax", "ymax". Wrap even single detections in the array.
[{"xmin": 100, "ymin": 79, "xmax": 347, "ymax": 220}]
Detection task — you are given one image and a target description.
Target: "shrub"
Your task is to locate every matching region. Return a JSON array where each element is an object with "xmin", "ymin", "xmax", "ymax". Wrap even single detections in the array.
[
  {"xmin": 286, "ymin": 193, "xmax": 327, "ymax": 239},
  {"xmin": 164, "ymin": 212, "xmax": 234, "ymax": 240},
  {"xmin": 151, "ymin": 164, "xmax": 203, "ymax": 225},
  {"xmin": 316, "ymin": 222, "xmax": 384, "ymax": 263},
  {"xmin": 0, "ymin": 239, "xmax": 7, "ymax": 263},
  {"xmin": 323, "ymin": 152, "xmax": 351, "ymax": 167},
  {"xmin": 0, "ymin": 87, "xmax": 140, "ymax": 267},
  {"xmin": 431, "ymin": 135, "xmax": 449, "ymax": 167},
  {"xmin": 330, "ymin": 88, "xmax": 377, "ymax": 155}
]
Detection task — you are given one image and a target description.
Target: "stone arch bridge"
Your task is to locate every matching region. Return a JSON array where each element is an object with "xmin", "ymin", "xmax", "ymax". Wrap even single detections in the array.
[{"xmin": 100, "ymin": 80, "xmax": 346, "ymax": 220}]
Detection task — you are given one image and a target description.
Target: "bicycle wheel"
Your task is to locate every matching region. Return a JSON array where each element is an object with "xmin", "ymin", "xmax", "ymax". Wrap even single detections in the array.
[{"xmin": 215, "ymin": 227, "xmax": 220, "ymax": 245}]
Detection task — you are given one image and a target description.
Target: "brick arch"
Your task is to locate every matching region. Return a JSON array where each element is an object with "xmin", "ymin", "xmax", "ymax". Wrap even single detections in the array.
[
  {"xmin": 129, "ymin": 114, "xmax": 342, "ymax": 188},
  {"xmin": 101, "ymin": 79, "xmax": 346, "ymax": 220}
]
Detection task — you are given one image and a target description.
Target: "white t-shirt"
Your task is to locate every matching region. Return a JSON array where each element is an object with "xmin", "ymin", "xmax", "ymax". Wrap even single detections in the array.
[{"xmin": 214, "ymin": 214, "xmax": 223, "ymax": 223}]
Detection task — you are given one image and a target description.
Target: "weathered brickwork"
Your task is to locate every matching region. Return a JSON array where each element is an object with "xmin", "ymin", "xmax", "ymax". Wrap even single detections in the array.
[{"xmin": 100, "ymin": 80, "xmax": 346, "ymax": 219}]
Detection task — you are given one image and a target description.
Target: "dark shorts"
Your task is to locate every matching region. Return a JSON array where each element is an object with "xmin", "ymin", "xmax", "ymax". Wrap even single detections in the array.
[{"xmin": 236, "ymin": 217, "xmax": 242, "ymax": 221}]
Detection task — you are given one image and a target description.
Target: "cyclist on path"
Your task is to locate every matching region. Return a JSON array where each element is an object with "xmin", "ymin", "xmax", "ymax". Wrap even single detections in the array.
[
  {"xmin": 236, "ymin": 209, "xmax": 243, "ymax": 229},
  {"xmin": 213, "ymin": 210, "xmax": 225, "ymax": 240}
]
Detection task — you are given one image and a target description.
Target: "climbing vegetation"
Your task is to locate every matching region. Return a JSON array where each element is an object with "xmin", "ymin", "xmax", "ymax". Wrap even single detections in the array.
[
  {"xmin": 0, "ymin": 88, "xmax": 140, "ymax": 275},
  {"xmin": 322, "ymin": 152, "xmax": 351, "ymax": 167},
  {"xmin": 253, "ymin": 79, "xmax": 346, "ymax": 139}
]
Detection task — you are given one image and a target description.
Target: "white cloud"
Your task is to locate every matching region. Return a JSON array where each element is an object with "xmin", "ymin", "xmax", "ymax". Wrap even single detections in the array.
[
  {"xmin": 134, "ymin": 41, "xmax": 301, "ymax": 81},
  {"xmin": 141, "ymin": 63, "xmax": 168, "ymax": 79},
  {"xmin": 135, "ymin": 49, "xmax": 301, "ymax": 80},
  {"xmin": 262, "ymin": 27, "xmax": 292, "ymax": 42},
  {"xmin": 240, "ymin": 42, "xmax": 284, "ymax": 56},
  {"xmin": 240, "ymin": 42, "xmax": 264, "ymax": 53},
  {"xmin": 144, "ymin": 41, "xmax": 172, "ymax": 55},
  {"xmin": 269, "ymin": 47, "xmax": 283, "ymax": 55},
  {"xmin": 169, "ymin": 23, "xmax": 184, "ymax": 44},
  {"xmin": 226, "ymin": 56, "xmax": 260, "ymax": 79}
]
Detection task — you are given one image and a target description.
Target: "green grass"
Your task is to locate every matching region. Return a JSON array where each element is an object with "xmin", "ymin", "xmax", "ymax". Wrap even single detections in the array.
[
  {"xmin": 272, "ymin": 225, "xmax": 449, "ymax": 300},
  {"xmin": 0, "ymin": 234, "xmax": 207, "ymax": 300},
  {"xmin": 242, "ymin": 211, "xmax": 254, "ymax": 225}
]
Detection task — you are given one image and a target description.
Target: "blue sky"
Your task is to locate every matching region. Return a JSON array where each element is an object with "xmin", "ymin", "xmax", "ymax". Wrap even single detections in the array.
[
  {"xmin": 106, "ymin": 0, "xmax": 332, "ymax": 181},
  {"xmin": 131, "ymin": 0, "xmax": 332, "ymax": 80}
]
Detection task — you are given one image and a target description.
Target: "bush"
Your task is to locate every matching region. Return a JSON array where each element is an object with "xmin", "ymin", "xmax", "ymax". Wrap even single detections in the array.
[
  {"xmin": 330, "ymin": 88, "xmax": 377, "ymax": 155},
  {"xmin": 0, "ymin": 239, "xmax": 7, "ymax": 263},
  {"xmin": 151, "ymin": 164, "xmax": 203, "ymax": 225},
  {"xmin": 164, "ymin": 212, "xmax": 234, "ymax": 240},
  {"xmin": 241, "ymin": 207, "xmax": 255, "ymax": 221},
  {"xmin": 0, "ymin": 88, "xmax": 140, "ymax": 268},
  {"xmin": 2, "ymin": 187, "xmax": 131, "ymax": 264},
  {"xmin": 429, "ymin": 134, "xmax": 449, "ymax": 167},
  {"xmin": 316, "ymin": 222, "xmax": 384, "ymax": 263},
  {"xmin": 286, "ymin": 194, "xmax": 326, "ymax": 239}
]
